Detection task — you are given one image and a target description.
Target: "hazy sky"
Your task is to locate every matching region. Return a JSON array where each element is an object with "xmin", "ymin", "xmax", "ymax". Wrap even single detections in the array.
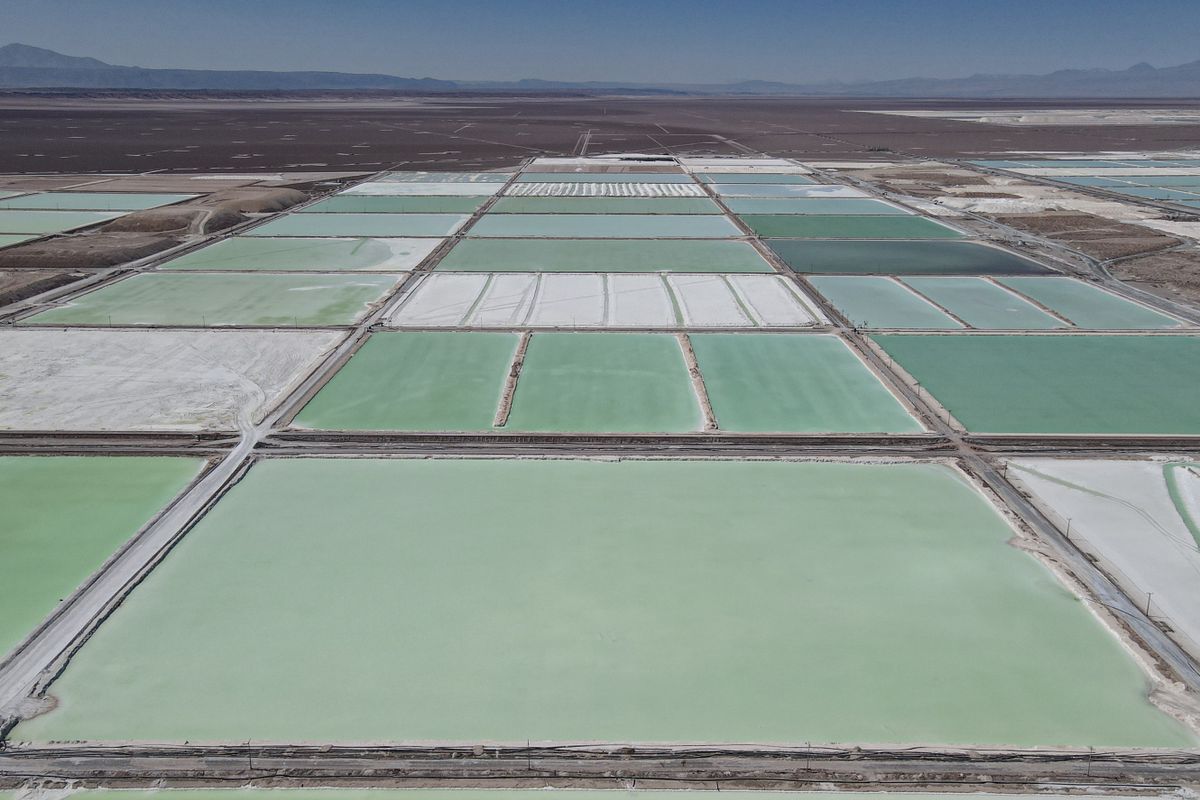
[{"xmin": 3, "ymin": 0, "xmax": 1198, "ymax": 83}]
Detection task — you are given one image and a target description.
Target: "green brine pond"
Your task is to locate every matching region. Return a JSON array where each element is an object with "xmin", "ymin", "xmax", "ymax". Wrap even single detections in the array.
[
  {"xmin": 769, "ymin": 240, "xmax": 1051, "ymax": 275},
  {"xmin": 874, "ymin": 334, "xmax": 1200, "ymax": 434},
  {"xmin": 0, "ymin": 456, "xmax": 204, "ymax": 659},
  {"xmin": 438, "ymin": 239, "xmax": 772, "ymax": 272},
  {"xmin": 26, "ymin": 273, "xmax": 401, "ymax": 327},
  {"xmin": 690, "ymin": 333, "xmax": 920, "ymax": 432},
  {"xmin": 12, "ymin": 457, "xmax": 1192, "ymax": 747}
]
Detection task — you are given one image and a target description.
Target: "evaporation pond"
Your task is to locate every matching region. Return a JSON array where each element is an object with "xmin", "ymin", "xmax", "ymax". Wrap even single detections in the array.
[
  {"xmin": 769, "ymin": 240, "xmax": 1051, "ymax": 275},
  {"xmin": 247, "ymin": 213, "xmax": 468, "ymax": 237},
  {"xmin": 997, "ymin": 277, "xmax": 1183, "ymax": 329},
  {"xmin": 294, "ymin": 331, "xmax": 518, "ymax": 431},
  {"xmin": 810, "ymin": 277, "xmax": 961, "ymax": 328},
  {"xmin": 900, "ymin": 278, "xmax": 1066, "ymax": 329},
  {"xmin": 15, "ymin": 458, "xmax": 1192, "ymax": 747},
  {"xmin": 0, "ymin": 192, "xmax": 195, "ymax": 211},
  {"xmin": 505, "ymin": 333, "xmax": 702, "ymax": 433},
  {"xmin": 26, "ymin": 273, "xmax": 400, "ymax": 326},
  {"xmin": 0, "ymin": 234, "xmax": 38, "ymax": 249},
  {"xmin": 161, "ymin": 237, "xmax": 440, "ymax": 272},
  {"xmin": 0, "ymin": 456, "xmax": 203, "ymax": 658},
  {"xmin": 741, "ymin": 215, "xmax": 962, "ymax": 239},
  {"xmin": 467, "ymin": 214, "xmax": 741, "ymax": 238},
  {"xmin": 725, "ymin": 198, "xmax": 908, "ymax": 215},
  {"xmin": 0, "ymin": 209, "xmax": 121, "ymax": 234},
  {"xmin": 690, "ymin": 333, "xmax": 920, "ymax": 432},
  {"xmin": 874, "ymin": 334, "xmax": 1200, "ymax": 434},
  {"xmin": 714, "ymin": 184, "xmax": 865, "ymax": 198},
  {"xmin": 300, "ymin": 195, "xmax": 486, "ymax": 214},
  {"xmin": 438, "ymin": 239, "xmax": 771, "ymax": 272}
]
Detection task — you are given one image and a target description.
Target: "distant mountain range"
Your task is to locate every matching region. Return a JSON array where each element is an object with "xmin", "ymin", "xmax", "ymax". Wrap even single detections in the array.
[
  {"xmin": 0, "ymin": 44, "xmax": 456, "ymax": 91},
  {"xmin": 2, "ymin": 42, "xmax": 1199, "ymax": 97}
]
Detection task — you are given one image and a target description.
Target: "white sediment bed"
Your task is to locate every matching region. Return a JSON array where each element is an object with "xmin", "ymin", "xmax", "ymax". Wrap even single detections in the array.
[
  {"xmin": 386, "ymin": 272, "xmax": 826, "ymax": 328},
  {"xmin": 897, "ymin": 198, "xmax": 969, "ymax": 218},
  {"xmin": 855, "ymin": 109, "xmax": 1200, "ymax": 126},
  {"xmin": 925, "ymin": 174, "xmax": 1200, "ymax": 240},
  {"xmin": 528, "ymin": 273, "xmax": 606, "ymax": 327},
  {"xmin": 713, "ymin": 184, "xmax": 868, "ymax": 198},
  {"xmin": 668, "ymin": 274, "xmax": 753, "ymax": 326},
  {"xmin": 472, "ymin": 274, "xmax": 540, "ymax": 327},
  {"xmin": 0, "ymin": 328, "xmax": 341, "ymax": 431},
  {"xmin": 608, "ymin": 274, "xmax": 677, "ymax": 326},
  {"xmin": 1009, "ymin": 458, "xmax": 1200, "ymax": 655},
  {"xmin": 504, "ymin": 182, "xmax": 706, "ymax": 198}
]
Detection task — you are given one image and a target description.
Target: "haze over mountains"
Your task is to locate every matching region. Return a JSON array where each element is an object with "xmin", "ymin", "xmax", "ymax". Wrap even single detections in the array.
[{"xmin": 2, "ymin": 43, "xmax": 1199, "ymax": 97}]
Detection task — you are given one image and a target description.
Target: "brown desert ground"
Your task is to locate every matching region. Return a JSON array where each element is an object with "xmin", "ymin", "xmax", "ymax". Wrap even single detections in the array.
[{"xmin": 3, "ymin": 94, "xmax": 1200, "ymax": 172}]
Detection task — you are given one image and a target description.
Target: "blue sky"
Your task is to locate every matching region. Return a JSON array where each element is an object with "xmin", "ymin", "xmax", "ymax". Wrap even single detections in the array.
[{"xmin": 3, "ymin": 0, "xmax": 1197, "ymax": 83}]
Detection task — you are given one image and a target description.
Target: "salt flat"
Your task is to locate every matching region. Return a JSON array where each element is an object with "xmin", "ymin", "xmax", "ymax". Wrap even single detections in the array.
[
  {"xmin": 0, "ymin": 329, "xmax": 340, "ymax": 431},
  {"xmin": 1009, "ymin": 458, "xmax": 1200, "ymax": 653}
]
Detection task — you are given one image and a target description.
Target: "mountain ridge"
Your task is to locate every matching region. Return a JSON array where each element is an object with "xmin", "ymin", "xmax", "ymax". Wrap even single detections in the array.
[{"xmin": 2, "ymin": 43, "xmax": 1198, "ymax": 97}]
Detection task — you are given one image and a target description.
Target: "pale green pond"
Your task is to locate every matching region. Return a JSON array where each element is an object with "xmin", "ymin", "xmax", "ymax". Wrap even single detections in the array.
[
  {"xmin": 247, "ymin": 213, "xmax": 468, "ymax": 238},
  {"xmin": 467, "ymin": 214, "xmax": 741, "ymax": 238},
  {"xmin": 809, "ymin": 276, "xmax": 961, "ymax": 328},
  {"xmin": 874, "ymin": 334, "xmax": 1200, "ymax": 434},
  {"xmin": 14, "ymin": 458, "xmax": 1192, "ymax": 747},
  {"xmin": 741, "ymin": 215, "xmax": 963, "ymax": 239},
  {"xmin": 300, "ymin": 196, "xmax": 486, "ymax": 214},
  {"xmin": 26, "ymin": 273, "xmax": 400, "ymax": 326},
  {"xmin": 0, "ymin": 192, "xmax": 195, "ymax": 211},
  {"xmin": 901, "ymin": 277, "xmax": 1067, "ymax": 329},
  {"xmin": 294, "ymin": 331, "xmax": 518, "ymax": 431},
  {"xmin": 726, "ymin": 198, "xmax": 908, "ymax": 215},
  {"xmin": 161, "ymin": 237, "xmax": 439, "ymax": 272},
  {"xmin": 0, "ymin": 209, "xmax": 120, "ymax": 234},
  {"xmin": 998, "ymin": 277, "xmax": 1183, "ymax": 329},
  {"xmin": 691, "ymin": 333, "xmax": 920, "ymax": 433},
  {"xmin": 0, "ymin": 233, "xmax": 38, "ymax": 249},
  {"xmin": 438, "ymin": 239, "xmax": 771, "ymax": 272},
  {"xmin": 0, "ymin": 456, "xmax": 203, "ymax": 659},
  {"xmin": 506, "ymin": 332, "xmax": 702, "ymax": 432}
]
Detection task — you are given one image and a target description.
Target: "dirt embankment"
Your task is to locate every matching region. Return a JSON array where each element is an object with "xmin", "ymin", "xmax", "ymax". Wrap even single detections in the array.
[
  {"xmin": 0, "ymin": 186, "xmax": 309, "ymax": 272},
  {"xmin": 845, "ymin": 161, "xmax": 1200, "ymax": 304},
  {"xmin": 101, "ymin": 187, "xmax": 307, "ymax": 234},
  {"xmin": 0, "ymin": 232, "xmax": 181, "ymax": 269},
  {"xmin": 1111, "ymin": 249, "xmax": 1200, "ymax": 303},
  {"xmin": 844, "ymin": 166, "xmax": 993, "ymax": 198},
  {"xmin": 994, "ymin": 212, "xmax": 1182, "ymax": 260},
  {"xmin": 0, "ymin": 269, "xmax": 93, "ymax": 305}
]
